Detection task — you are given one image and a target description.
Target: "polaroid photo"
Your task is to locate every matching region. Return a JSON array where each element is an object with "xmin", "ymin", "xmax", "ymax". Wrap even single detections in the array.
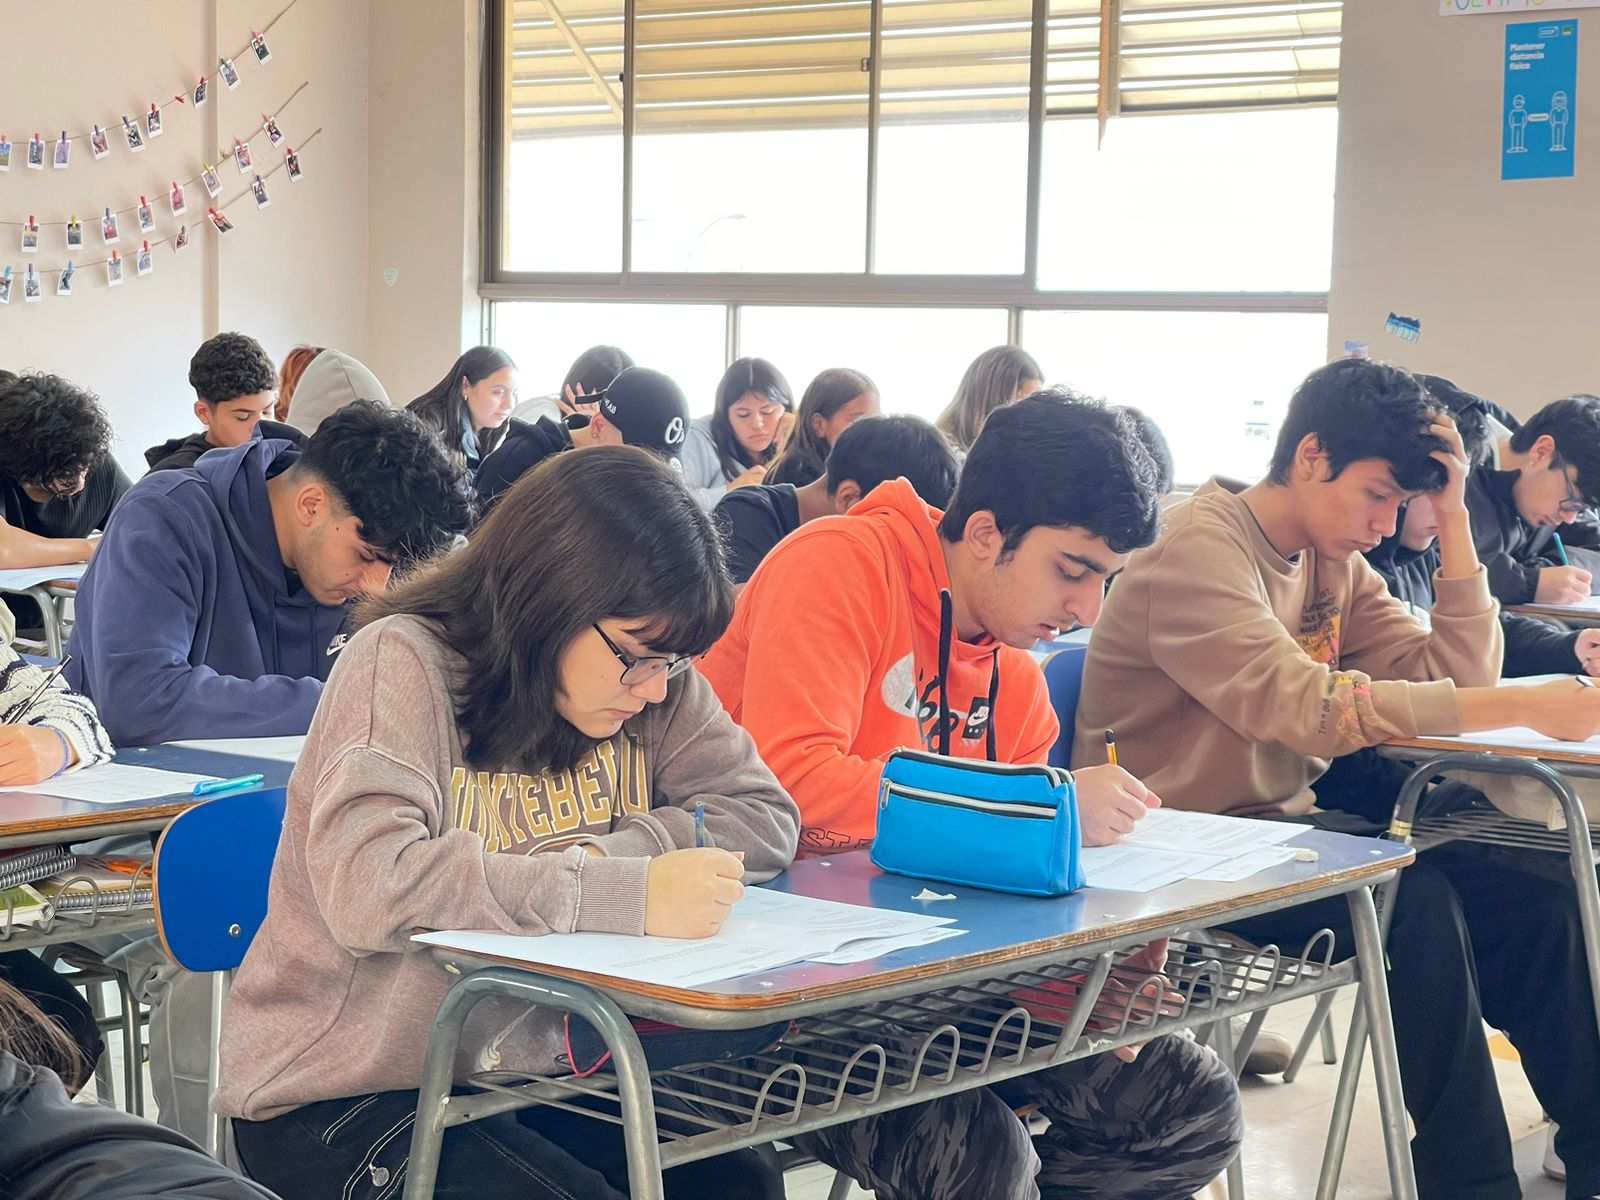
[
  {"xmin": 208, "ymin": 208, "xmax": 234, "ymax": 234},
  {"xmin": 27, "ymin": 135, "xmax": 44, "ymax": 169},
  {"xmin": 123, "ymin": 116, "xmax": 144, "ymax": 154},
  {"xmin": 194, "ymin": 76, "xmax": 209, "ymax": 107},
  {"xmin": 56, "ymin": 262, "xmax": 74, "ymax": 297},
  {"xmin": 90, "ymin": 125, "xmax": 109, "ymax": 159},
  {"xmin": 0, "ymin": 268, "xmax": 12, "ymax": 306},
  {"xmin": 201, "ymin": 163, "xmax": 223, "ymax": 198},
  {"xmin": 174, "ymin": 224, "xmax": 191, "ymax": 252},
  {"xmin": 66, "ymin": 217, "xmax": 83, "ymax": 251},
  {"xmin": 138, "ymin": 198, "xmax": 156, "ymax": 233},
  {"xmin": 53, "ymin": 133, "xmax": 69, "ymax": 169},
  {"xmin": 0, "ymin": 138, "xmax": 11, "ymax": 171},
  {"xmin": 220, "ymin": 56, "xmax": 241, "ymax": 89},
  {"xmin": 146, "ymin": 105, "xmax": 163, "ymax": 140},
  {"xmin": 102, "ymin": 209, "xmax": 120, "ymax": 245},
  {"xmin": 252, "ymin": 32, "xmax": 271, "ymax": 65},
  {"xmin": 21, "ymin": 220, "xmax": 38, "ymax": 254},
  {"xmin": 136, "ymin": 243, "xmax": 153, "ymax": 277},
  {"xmin": 235, "ymin": 139, "xmax": 253, "ymax": 173},
  {"xmin": 251, "ymin": 174, "xmax": 271, "ymax": 209},
  {"xmin": 285, "ymin": 148, "xmax": 303, "ymax": 183},
  {"xmin": 106, "ymin": 254, "xmax": 123, "ymax": 288},
  {"xmin": 263, "ymin": 114, "xmax": 284, "ymax": 147},
  {"xmin": 170, "ymin": 181, "xmax": 188, "ymax": 216},
  {"xmin": 24, "ymin": 266, "xmax": 41, "ymax": 302}
]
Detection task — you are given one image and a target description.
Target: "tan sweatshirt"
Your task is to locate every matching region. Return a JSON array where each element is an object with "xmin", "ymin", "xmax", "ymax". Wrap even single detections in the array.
[
  {"xmin": 215, "ymin": 615, "xmax": 800, "ymax": 1120},
  {"xmin": 1072, "ymin": 480, "xmax": 1503, "ymax": 817}
]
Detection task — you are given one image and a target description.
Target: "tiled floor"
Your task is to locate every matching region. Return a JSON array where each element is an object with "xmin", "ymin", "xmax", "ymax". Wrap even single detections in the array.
[{"xmin": 80, "ymin": 987, "xmax": 1565, "ymax": 1198}]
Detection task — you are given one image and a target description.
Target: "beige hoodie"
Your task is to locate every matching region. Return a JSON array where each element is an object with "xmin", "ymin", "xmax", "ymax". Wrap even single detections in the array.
[
  {"xmin": 1073, "ymin": 480, "xmax": 1503, "ymax": 817},
  {"xmin": 215, "ymin": 614, "xmax": 799, "ymax": 1119}
]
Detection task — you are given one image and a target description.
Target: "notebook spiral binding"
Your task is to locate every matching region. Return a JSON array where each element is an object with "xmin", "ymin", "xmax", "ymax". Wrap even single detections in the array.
[{"xmin": 0, "ymin": 844, "xmax": 76, "ymax": 890}]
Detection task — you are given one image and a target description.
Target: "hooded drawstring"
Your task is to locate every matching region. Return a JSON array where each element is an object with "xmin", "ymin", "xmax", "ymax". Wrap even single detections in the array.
[{"xmin": 935, "ymin": 590, "xmax": 1001, "ymax": 762}]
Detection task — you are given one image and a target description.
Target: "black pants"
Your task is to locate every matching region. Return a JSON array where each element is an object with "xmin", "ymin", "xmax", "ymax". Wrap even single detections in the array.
[
  {"xmin": 0, "ymin": 949, "xmax": 103, "ymax": 1090},
  {"xmin": 233, "ymin": 1088, "xmax": 786, "ymax": 1200},
  {"xmin": 1227, "ymin": 841, "xmax": 1600, "ymax": 1200}
]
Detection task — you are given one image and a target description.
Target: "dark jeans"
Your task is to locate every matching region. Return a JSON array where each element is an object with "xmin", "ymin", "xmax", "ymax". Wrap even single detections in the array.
[
  {"xmin": 1226, "ymin": 842, "xmax": 1600, "ymax": 1200},
  {"xmin": 233, "ymin": 1088, "xmax": 785, "ymax": 1200},
  {"xmin": 0, "ymin": 949, "xmax": 103, "ymax": 1090}
]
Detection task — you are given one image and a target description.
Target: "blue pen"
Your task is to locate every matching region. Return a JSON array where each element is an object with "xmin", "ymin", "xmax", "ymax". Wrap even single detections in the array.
[
  {"xmin": 193, "ymin": 773, "xmax": 264, "ymax": 797},
  {"xmin": 694, "ymin": 800, "xmax": 707, "ymax": 849},
  {"xmin": 1552, "ymin": 532, "xmax": 1571, "ymax": 566}
]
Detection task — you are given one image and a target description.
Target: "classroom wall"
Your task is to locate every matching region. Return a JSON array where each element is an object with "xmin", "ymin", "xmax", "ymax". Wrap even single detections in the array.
[
  {"xmin": 1330, "ymin": 3, "xmax": 1600, "ymax": 419},
  {"xmin": 0, "ymin": 0, "xmax": 371, "ymax": 477}
]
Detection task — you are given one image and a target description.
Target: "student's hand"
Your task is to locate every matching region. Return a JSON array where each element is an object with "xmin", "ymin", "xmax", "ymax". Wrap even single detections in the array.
[
  {"xmin": 644, "ymin": 848, "xmax": 746, "ymax": 939},
  {"xmin": 729, "ymin": 464, "xmax": 768, "ymax": 491},
  {"xmin": 1518, "ymin": 678, "xmax": 1600, "ymax": 742},
  {"xmin": 1074, "ymin": 764, "xmax": 1161, "ymax": 846},
  {"xmin": 1577, "ymin": 630, "xmax": 1600, "ymax": 676},
  {"xmin": 1536, "ymin": 565, "xmax": 1593, "ymax": 605},
  {"xmin": 558, "ymin": 384, "xmax": 601, "ymax": 421},
  {"xmin": 0, "ymin": 725, "xmax": 72, "ymax": 787},
  {"xmin": 1426, "ymin": 415, "xmax": 1471, "ymax": 516}
]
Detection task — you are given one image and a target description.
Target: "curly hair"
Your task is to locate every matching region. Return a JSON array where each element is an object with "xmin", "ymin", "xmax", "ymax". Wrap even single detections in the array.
[
  {"xmin": 295, "ymin": 399, "xmax": 474, "ymax": 565},
  {"xmin": 188, "ymin": 332, "xmax": 278, "ymax": 405},
  {"xmin": 0, "ymin": 373, "xmax": 114, "ymax": 488}
]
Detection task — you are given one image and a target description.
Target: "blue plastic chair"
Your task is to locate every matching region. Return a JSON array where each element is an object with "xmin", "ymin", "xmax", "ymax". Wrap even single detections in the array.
[
  {"xmin": 153, "ymin": 787, "xmax": 287, "ymax": 1158},
  {"xmin": 1041, "ymin": 646, "xmax": 1089, "ymax": 768}
]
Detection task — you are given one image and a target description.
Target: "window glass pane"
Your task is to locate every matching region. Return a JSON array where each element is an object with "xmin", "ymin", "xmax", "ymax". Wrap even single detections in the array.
[
  {"xmin": 738, "ymin": 307, "xmax": 1011, "ymax": 425},
  {"xmin": 630, "ymin": 2, "xmax": 869, "ymax": 273},
  {"xmin": 502, "ymin": 0, "xmax": 624, "ymax": 272},
  {"xmin": 1037, "ymin": 108, "xmax": 1338, "ymax": 291},
  {"xmin": 873, "ymin": 0, "xmax": 1031, "ymax": 275},
  {"xmin": 493, "ymin": 301, "xmax": 727, "ymax": 416},
  {"xmin": 1021, "ymin": 310, "xmax": 1330, "ymax": 484}
]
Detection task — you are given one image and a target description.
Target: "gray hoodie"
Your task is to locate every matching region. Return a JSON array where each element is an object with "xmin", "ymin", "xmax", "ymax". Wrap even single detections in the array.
[
  {"xmin": 215, "ymin": 613, "xmax": 800, "ymax": 1119},
  {"xmin": 285, "ymin": 350, "xmax": 391, "ymax": 437}
]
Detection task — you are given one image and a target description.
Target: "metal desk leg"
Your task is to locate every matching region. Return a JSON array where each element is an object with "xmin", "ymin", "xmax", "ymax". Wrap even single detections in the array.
[
  {"xmin": 1348, "ymin": 886, "xmax": 1417, "ymax": 1200},
  {"xmin": 21, "ymin": 585, "xmax": 62, "ymax": 658},
  {"xmin": 1315, "ymin": 994, "xmax": 1367, "ymax": 1200},
  {"xmin": 1543, "ymin": 769, "xmax": 1600, "ymax": 1047}
]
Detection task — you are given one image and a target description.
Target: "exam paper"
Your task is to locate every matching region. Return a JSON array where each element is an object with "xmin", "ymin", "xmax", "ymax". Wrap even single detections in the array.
[
  {"xmin": 0, "ymin": 763, "xmax": 220, "ymax": 805},
  {"xmin": 1080, "ymin": 845, "xmax": 1228, "ymax": 893},
  {"xmin": 415, "ymin": 888, "xmax": 957, "ymax": 989},
  {"xmin": 167, "ymin": 736, "xmax": 306, "ymax": 764},
  {"xmin": 0, "ymin": 564, "xmax": 87, "ymax": 591},
  {"xmin": 806, "ymin": 926, "xmax": 968, "ymax": 965},
  {"xmin": 1122, "ymin": 809, "xmax": 1301, "ymax": 855},
  {"xmin": 1082, "ymin": 810, "xmax": 1306, "ymax": 892}
]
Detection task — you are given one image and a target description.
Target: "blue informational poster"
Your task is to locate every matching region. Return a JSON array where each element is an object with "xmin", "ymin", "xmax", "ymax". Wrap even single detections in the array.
[{"xmin": 1503, "ymin": 19, "xmax": 1578, "ymax": 181}]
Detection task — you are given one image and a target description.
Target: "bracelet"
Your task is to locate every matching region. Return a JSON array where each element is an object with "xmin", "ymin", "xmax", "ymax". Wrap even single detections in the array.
[{"xmin": 46, "ymin": 727, "xmax": 74, "ymax": 778}]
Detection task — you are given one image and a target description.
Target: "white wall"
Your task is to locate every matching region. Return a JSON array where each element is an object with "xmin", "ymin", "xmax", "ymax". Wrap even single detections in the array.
[
  {"xmin": 1330, "ymin": 4, "xmax": 1600, "ymax": 420},
  {"xmin": 0, "ymin": 0, "xmax": 371, "ymax": 475}
]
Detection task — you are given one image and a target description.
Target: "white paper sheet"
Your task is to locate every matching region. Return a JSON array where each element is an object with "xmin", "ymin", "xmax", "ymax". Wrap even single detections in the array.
[
  {"xmin": 415, "ymin": 888, "xmax": 957, "ymax": 989},
  {"xmin": 0, "ymin": 563, "xmax": 87, "ymax": 591},
  {"xmin": 806, "ymin": 926, "xmax": 968, "ymax": 965},
  {"xmin": 1190, "ymin": 846, "xmax": 1299, "ymax": 882},
  {"xmin": 1080, "ymin": 845, "xmax": 1231, "ymax": 893},
  {"xmin": 1121, "ymin": 808, "xmax": 1302, "ymax": 855},
  {"xmin": 0, "ymin": 763, "xmax": 220, "ymax": 805},
  {"xmin": 1529, "ymin": 595, "xmax": 1600, "ymax": 613},
  {"xmin": 1082, "ymin": 809, "xmax": 1308, "ymax": 892},
  {"xmin": 166, "ymin": 736, "xmax": 306, "ymax": 764},
  {"xmin": 1405, "ymin": 673, "xmax": 1600, "ymax": 757}
]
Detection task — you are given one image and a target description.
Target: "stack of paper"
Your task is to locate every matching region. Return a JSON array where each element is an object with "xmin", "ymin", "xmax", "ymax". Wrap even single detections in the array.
[
  {"xmin": 414, "ymin": 886, "xmax": 964, "ymax": 988},
  {"xmin": 168, "ymin": 736, "xmax": 306, "ymax": 764},
  {"xmin": 0, "ymin": 564, "xmax": 87, "ymax": 591},
  {"xmin": 0, "ymin": 763, "xmax": 221, "ymax": 805},
  {"xmin": 1081, "ymin": 809, "xmax": 1304, "ymax": 893}
]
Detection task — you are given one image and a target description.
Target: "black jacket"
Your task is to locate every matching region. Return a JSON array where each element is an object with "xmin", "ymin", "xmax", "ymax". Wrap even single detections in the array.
[
  {"xmin": 144, "ymin": 420, "xmax": 306, "ymax": 474},
  {"xmin": 1463, "ymin": 467, "xmax": 1559, "ymax": 605},
  {"xmin": 1365, "ymin": 526, "xmax": 1579, "ymax": 677},
  {"xmin": 0, "ymin": 1053, "xmax": 278, "ymax": 1199},
  {"xmin": 472, "ymin": 416, "xmax": 572, "ymax": 513}
]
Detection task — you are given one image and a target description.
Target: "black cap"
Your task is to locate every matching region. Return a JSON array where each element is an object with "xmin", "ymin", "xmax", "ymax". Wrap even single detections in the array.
[{"xmin": 594, "ymin": 367, "xmax": 690, "ymax": 466}]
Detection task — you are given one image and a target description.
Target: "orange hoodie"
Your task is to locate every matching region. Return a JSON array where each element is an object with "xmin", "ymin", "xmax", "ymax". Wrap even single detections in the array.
[{"xmin": 701, "ymin": 479, "xmax": 1057, "ymax": 854}]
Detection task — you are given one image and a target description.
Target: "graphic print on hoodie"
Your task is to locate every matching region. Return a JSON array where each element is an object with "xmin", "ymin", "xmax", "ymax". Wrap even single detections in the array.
[
  {"xmin": 66, "ymin": 438, "xmax": 351, "ymax": 745},
  {"xmin": 701, "ymin": 478, "xmax": 1056, "ymax": 853}
]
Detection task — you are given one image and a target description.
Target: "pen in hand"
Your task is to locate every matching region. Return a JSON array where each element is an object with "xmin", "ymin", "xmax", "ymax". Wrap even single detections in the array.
[
  {"xmin": 3, "ymin": 655, "xmax": 72, "ymax": 725},
  {"xmin": 694, "ymin": 800, "xmax": 707, "ymax": 848}
]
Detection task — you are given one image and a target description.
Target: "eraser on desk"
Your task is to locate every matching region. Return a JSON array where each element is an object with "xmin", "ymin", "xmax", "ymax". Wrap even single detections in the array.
[{"xmin": 1294, "ymin": 849, "xmax": 1319, "ymax": 863}]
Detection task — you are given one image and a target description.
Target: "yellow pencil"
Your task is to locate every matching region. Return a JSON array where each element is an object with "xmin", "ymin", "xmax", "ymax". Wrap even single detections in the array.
[{"xmin": 1104, "ymin": 728, "xmax": 1119, "ymax": 767}]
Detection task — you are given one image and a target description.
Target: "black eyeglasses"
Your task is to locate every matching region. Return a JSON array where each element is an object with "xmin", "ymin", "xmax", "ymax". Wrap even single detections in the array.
[
  {"xmin": 1555, "ymin": 459, "xmax": 1591, "ymax": 517},
  {"xmin": 593, "ymin": 625, "xmax": 696, "ymax": 686},
  {"xmin": 32, "ymin": 476, "xmax": 83, "ymax": 500}
]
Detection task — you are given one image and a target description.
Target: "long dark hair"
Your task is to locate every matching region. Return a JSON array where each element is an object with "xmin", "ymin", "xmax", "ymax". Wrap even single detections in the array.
[
  {"xmin": 708, "ymin": 357, "xmax": 793, "ymax": 479},
  {"xmin": 0, "ymin": 980, "xmax": 90, "ymax": 1090},
  {"xmin": 768, "ymin": 367, "xmax": 877, "ymax": 487},
  {"xmin": 936, "ymin": 345, "xmax": 1042, "ymax": 453},
  {"xmin": 357, "ymin": 447, "xmax": 734, "ymax": 774},
  {"xmin": 407, "ymin": 346, "xmax": 517, "ymax": 466}
]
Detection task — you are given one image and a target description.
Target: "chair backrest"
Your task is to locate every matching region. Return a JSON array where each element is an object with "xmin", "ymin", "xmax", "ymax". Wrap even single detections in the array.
[
  {"xmin": 1042, "ymin": 646, "xmax": 1089, "ymax": 768},
  {"xmin": 153, "ymin": 788, "xmax": 287, "ymax": 973}
]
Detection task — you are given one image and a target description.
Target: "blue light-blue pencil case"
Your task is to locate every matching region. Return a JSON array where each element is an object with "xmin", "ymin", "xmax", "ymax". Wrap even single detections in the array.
[{"xmin": 870, "ymin": 749, "xmax": 1085, "ymax": 897}]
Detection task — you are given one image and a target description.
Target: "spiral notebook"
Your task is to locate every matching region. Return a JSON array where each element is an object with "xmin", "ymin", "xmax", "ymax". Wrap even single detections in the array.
[{"xmin": 0, "ymin": 845, "xmax": 77, "ymax": 890}]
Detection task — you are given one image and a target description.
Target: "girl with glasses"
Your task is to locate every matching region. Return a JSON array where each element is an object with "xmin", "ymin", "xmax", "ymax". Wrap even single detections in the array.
[{"xmin": 217, "ymin": 446, "xmax": 799, "ymax": 1200}]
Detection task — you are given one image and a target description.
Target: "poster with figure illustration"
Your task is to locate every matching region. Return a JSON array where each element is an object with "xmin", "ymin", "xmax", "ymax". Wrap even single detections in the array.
[{"xmin": 1503, "ymin": 19, "xmax": 1577, "ymax": 180}]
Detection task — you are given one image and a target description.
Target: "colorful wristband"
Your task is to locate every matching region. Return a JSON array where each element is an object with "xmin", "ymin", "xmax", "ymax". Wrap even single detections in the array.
[{"xmin": 46, "ymin": 727, "xmax": 73, "ymax": 778}]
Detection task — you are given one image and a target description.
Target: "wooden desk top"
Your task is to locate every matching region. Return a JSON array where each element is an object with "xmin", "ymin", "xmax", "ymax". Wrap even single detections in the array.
[
  {"xmin": 0, "ymin": 744, "xmax": 294, "ymax": 846},
  {"xmin": 1507, "ymin": 601, "xmax": 1600, "ymax": 625},
  {"xmin": 430, "ymin": 830, "xmax": 1412, "ymax": 1015},
  {"xmin": 1385, "ymin": 735, "xmax": 1600, "ymax": 771}
]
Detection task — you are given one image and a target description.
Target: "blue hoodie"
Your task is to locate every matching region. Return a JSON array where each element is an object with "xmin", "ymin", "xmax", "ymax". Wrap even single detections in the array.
[{"xmin": 66, "ymin": 439, "xmax": 349, "ymax": 745}]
